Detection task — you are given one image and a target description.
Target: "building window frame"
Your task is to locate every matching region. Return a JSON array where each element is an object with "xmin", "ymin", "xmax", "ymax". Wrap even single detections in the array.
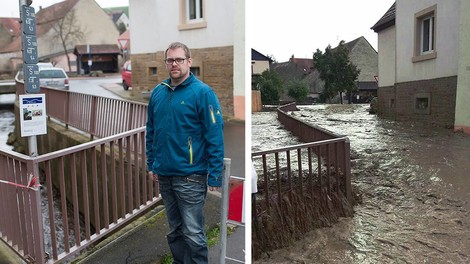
[
  {"xmin": 178, "ymin": 0, "xmax": 207, "ymax": 31},
  {"xmin": 412, "ymin": 5, "xmax": 437, "ymax": 62},
  {"xmin": 190, "ymin": 66, "xmax": 201, "ymax": 77},
  {"xmin": 148, "ymin": 67, "xmax": 157, "ymax": 76},
  {"xmin": 414, "ymin": 93, "xmax": 431, "ymax": 115}
]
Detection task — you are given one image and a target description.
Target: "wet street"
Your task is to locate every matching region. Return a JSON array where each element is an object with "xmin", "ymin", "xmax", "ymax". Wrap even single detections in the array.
[{"xmin": 252, "ymin": 104, "xmax": 470, "ymax": 264}]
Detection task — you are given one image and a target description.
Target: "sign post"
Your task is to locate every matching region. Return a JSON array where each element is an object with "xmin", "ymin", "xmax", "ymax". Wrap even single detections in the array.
[
  {"xmin": 19, "ymin": 2, "xmax": 47, "ymax": 263},
  {"xmin": 20, "ymin": 0, "xmax": 46, "ymax": 157}
]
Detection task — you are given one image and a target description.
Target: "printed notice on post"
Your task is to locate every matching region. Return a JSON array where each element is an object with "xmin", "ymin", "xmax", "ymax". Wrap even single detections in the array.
[{"xmin": 19, "ymin": 94, "xmax": 47, "ymax": 137}]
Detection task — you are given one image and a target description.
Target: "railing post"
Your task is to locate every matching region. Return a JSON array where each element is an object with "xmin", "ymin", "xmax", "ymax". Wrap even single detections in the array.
[
  {"xmin": 26, "ymin": 160, "xmax": 46, "ymax": 264},
  {"xmin": 89, "ymin": 96, "xmax": 97, "ymax": 140},
  {"xmin": 65, "ymin": 92, "xmax": 70, "ymax": 129},
  {"xmin": 219, "ymin": 158, "xmax": 231, "ymax": 264},
  {"xmin": 128, "ymin": 103, "xmax": 134, "ymax": 132},
  {"xmin": 343, "ymin": 138, "xmax": 352, "ymax": 201}
]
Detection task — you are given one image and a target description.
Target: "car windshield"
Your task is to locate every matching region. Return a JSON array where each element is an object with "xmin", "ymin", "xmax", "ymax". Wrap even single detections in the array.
[{"xmin": 39, "ymin": 70, "xmax": 66, "ymax": 78}]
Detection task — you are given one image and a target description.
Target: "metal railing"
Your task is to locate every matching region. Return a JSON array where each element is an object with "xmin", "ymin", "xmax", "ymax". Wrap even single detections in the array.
[
  {"xmin": 0, "ymin": 83, "xmax": 158, "ymax": 263},
  {"xmin": 35, "ymin": 87, "xmax": 148, "ymax": 139},
  {"xmin": 251, "ymin": 103, "xmax": 352, "ymax": 258}
]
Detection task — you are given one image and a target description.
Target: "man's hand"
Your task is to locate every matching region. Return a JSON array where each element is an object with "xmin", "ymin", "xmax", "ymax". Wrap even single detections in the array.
[
  {"xmin": 148, "ymin": 171, "xmax": 158, "ymax": 182},
  {"xmin": 209, "ymin": 186, "xmax": 221, "ymax": 192}
]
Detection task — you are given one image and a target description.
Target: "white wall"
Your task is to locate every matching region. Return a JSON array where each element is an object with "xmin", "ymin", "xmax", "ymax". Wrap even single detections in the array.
[
  {"xmin": 252, "ymin": 61, "xmax": 269, "ymax": 75},
  {"xmin": 233, "ymin": 0, "xmax": 245, "ymax": 98},
  {"xmin": 130, "ymin": 0, "xmax": 234, "ymax": 54},
  {"xmin": 377, "ymin": 26, "xmax": 396, "ymax": 87},
  {"xmin": 396, "ymin": 0, "xmax": 460, "ymax": 83},
  {"xmin": 454, "ymin": 0, "xmax": 470, "ymax": 130}
]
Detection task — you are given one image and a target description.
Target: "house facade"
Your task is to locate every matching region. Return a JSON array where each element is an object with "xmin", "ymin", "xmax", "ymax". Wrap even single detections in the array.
[
  {"xmin": 251, "ymin": 49, "xmax": 271, "ymax": 111},
  {"xmin": 129, "ymin": 0, "xmax": 245, "ymax": 120},
  {"xmin": 0, "ymin": 0, "xmax": 120, "ymax": 74},
  {"xmin": 344, "ymin": 36, "xmax": 378, "ymax": 103},
  {"xmin": 251, "ymin": 48, "xmax": 271, "ymax": 89},
  {"xmin": 372, "ymin": 1, "xmax": 470, "ymax": 132}
]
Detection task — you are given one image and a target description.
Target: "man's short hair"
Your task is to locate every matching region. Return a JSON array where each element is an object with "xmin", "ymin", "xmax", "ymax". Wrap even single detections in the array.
[{"xmin": 165, "ymin": 42, "xmax": 191, "ymax": 59}]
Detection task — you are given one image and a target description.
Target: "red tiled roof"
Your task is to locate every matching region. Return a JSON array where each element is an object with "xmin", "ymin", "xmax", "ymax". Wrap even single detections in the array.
[
  {"xmin": 0, "ymin": 17, "xmax": 21, "ymax": 37},
  {"xmin": 0, "ymin": 0, "xmax": 79, "ymax": 53}
]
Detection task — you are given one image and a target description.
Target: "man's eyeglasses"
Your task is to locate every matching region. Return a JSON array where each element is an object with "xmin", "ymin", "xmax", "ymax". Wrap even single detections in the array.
[{"xmin": 164, "ymin": 57, "xmax": 188, "ymax": 65}]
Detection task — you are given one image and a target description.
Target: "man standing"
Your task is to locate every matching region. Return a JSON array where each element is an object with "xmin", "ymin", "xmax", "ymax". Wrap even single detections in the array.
[{"xmin": 146, "ymin": 42, "xmax": 224, "ymax": 263}]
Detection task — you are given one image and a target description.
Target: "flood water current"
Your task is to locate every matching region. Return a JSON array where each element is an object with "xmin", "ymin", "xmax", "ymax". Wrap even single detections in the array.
[{"xmin": 252, "ymin": 104, "xmax": 470, "ymax": 264}]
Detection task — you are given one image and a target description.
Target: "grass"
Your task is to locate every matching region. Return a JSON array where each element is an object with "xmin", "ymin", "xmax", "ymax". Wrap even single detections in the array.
[{"xmin": 158, "ymin": 224, "xmax": 235, "ymax": 263}]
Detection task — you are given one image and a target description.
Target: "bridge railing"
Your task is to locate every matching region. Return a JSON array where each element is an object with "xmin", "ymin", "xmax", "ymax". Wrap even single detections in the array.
[
  {"xmin": 0, "ymin": 127, "xmax": 160, "ymax": 263},
  {"xmin": 0, "ymin": 82, "xmax": 159, "ymax": 263},
  {"xmin": 26, "ymin": 87, "xmax": 149, "ymax": 139},
  {"xmin": 251, "ymin": 103, "xmax": 353, "ymax": 259}
]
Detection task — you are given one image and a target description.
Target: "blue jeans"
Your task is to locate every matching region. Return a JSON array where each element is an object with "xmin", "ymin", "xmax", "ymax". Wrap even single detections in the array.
[{"xmin": 158, "ymin": 174, "xmax": 208, "ymax": 264}]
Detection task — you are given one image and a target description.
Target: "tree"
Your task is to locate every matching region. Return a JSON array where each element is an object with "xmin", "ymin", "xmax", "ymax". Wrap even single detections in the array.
[
  {"xmin": 287, "ymin": 79, "xmax": 309, "ymax": 102},
  {"xmin": 117, "ymin": 23, "xmax": 127, "ymax": 35},
  {"xmin": 313, "ymin": 40, "xmax": 360, "ymax": 103},
  {"xmin": 50, "ymin": 10, "xmax": 85, "ymax": 73},
  {"xmin": 256, "ymin": 69, "xmax": 284, "ymax": 104}
]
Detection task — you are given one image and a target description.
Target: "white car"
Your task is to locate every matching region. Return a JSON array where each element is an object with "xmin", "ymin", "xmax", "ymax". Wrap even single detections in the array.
[
  {"xmin": 15, "ymin": 63, "xmax": 69, "ymax": 90},
  {"xmin": 38, "ymin": 67, "xmax": 69, "ymax": 89}
]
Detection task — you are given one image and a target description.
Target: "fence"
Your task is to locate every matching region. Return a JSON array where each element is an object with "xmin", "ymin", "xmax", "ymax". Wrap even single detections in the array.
[
  {"xmin": 29, "ymin": 87, "xmax": 148, "ymax": 139},
  {"xmin": 251, "ymin": 103, "xmax": 353, "ymax": 259},
  {"xmin": 0, "ymin": 83, "xmax": 158, "ymax": 263}
]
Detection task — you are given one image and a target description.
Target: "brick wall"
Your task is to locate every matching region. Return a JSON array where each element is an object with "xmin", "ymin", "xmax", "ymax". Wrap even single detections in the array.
[
  {"xmin": 131, "ymin": 46, "xmax": 234, "ymax": 117},
  {"xmin": 378, "ymin": 76, "xmax": 457, "ymax": 127},
  {"xmin": 377, "ymin": 85, "xmax": 396, "ymax": 119}
]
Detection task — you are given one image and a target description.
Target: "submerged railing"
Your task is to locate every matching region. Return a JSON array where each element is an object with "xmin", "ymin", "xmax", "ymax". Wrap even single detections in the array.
[{"xmin": 251, "ymin": 103, "xmax": 353, "ymax": 259}]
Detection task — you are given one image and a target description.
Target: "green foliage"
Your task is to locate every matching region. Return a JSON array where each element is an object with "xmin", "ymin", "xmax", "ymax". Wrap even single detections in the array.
[
  {"xmin": 256, "ymin": 69, "xmax": 284, "ymax": 104},
  {"xmin": 160, "ymin": 254, "xmax": 173, "ymax": 264},
  {"xmin": 117, "ymin": 23, "xmax": 127, "ymax": 35},
  {"xmin": 313, "ymin": 40, "xmax": 360, "ymax": 103},
  {"xmin": 287, "ymin": 79, "xmax": 309, "ymax": 102}
]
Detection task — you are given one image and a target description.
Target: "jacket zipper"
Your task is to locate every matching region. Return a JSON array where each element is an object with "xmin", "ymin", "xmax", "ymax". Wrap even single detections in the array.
[
  {"xmin": 188, "ymin": 136, "xmax": 193, "ymax": 164},
  {"xmin": 209, "ymin": 105, "xmax": 216, "ymax": 124}
]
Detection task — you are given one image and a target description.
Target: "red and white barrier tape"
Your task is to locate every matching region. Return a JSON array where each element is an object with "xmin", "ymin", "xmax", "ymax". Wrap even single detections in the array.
[{"xmin": 0, "ymin": 174, "xmax": 41, "ymax": 191}]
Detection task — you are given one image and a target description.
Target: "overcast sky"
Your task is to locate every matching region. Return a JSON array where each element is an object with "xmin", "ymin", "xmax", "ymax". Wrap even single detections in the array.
[
  {"xmin": 248, "ymin": 0, "xmax": 396, "ymax": 62},
  {"xmin": 0, "ymin": 0, "xmax": 128, "ymax": 17}
]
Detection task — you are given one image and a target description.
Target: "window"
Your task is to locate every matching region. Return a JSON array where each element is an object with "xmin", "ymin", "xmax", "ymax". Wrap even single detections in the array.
[
  {"xmin": 190, "ymin": 67, "xmax": 200, "ymax": 77},
  {"xmin": 420, "ymin": 15, "xmax": 434, "ymax": 54},
  {"xmin": 179, "ymin": 0, "xmax": 207, "ymax": 30},
  {"xmin": 413, "ymin": 5, "xmax": 437, "ymax": 62},
  {"xmin": 148, "ymin": 67, "xmax": 157, "ymax": 76},
  {"xmin": 414, "ymin": 93, "xmax": 431, "ymax": 114},
  {"xmin": 188, "ymin": 0, "xmax": 203, "ymax": 21}
]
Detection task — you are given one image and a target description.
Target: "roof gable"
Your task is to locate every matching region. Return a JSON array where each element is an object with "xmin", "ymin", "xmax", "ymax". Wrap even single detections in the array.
[
  {"xmin": 371, "ymin": 2, "xmax": 396, "ymax": 32},
  {"xmin": 252, "ymin": 48, "xmax": 271, "ymax": 61}
]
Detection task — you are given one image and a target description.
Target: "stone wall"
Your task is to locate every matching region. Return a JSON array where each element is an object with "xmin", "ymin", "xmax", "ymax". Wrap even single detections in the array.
[
  {"xmin": 131, "ymin": 46, "xmax": 234, "ymax": 117},
  {"xmin": 378, "ymin": 76, "xmax": 457, "ymax": 127}
]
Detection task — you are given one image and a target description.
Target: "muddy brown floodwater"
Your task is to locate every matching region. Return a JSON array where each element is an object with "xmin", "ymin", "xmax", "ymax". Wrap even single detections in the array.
[{"xmin": 252, "ymin": 104, "xmax": 470, "ymax": 264}]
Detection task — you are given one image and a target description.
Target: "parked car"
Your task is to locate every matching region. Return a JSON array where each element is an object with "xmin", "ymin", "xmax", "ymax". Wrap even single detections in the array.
[
  {"xmin": 38, "ymin": 67, "xmax": 70, "ymax": 89},
  {"xmin": 15, "ymin": 62, "xmax": 54, "ymax": 80},
  {"xmin": 122, "ymin": 60, "xmax": 132, "ymax": 90}
]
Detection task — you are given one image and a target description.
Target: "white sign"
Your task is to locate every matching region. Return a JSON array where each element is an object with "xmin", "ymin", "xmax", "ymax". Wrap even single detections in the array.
[{"xmin": 19, "ymin": 94, "xmax": 47, "ymax": 137}]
